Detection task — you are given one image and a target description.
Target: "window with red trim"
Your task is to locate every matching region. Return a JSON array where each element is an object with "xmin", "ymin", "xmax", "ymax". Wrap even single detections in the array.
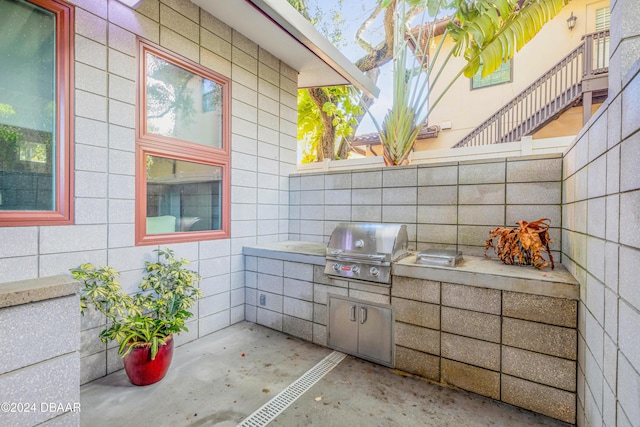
[
  {"xmin": 0, "ymin": 0, "xmax": 74, "ymax": 226},
  {"xmin": 136, "ymin": 40, "xmax": 230, "ymax": 245}
]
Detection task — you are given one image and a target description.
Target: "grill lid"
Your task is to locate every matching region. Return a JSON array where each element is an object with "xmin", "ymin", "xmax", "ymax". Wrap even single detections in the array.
[
  {"xmin": 326, "ymin": 223, "xmax": 409, "ymax": 262},
  {"xmin": 325, "ymin": 223, "xmax": 410, "ymax": 284}
]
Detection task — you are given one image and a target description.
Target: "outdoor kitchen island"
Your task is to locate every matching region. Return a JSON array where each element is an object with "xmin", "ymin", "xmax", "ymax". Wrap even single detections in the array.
[{"xmin": 243, "ymin": 240, "xmax": 579, "ymax": 424}]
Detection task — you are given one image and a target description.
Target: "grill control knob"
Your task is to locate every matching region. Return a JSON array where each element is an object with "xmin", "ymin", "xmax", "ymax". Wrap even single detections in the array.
[
  {"xmin": 332, "ymin": 263, "xmax": 340, "ymax": 271},
  {"xmin": 352, "ymin": 265, "xmax": 360, "ymax": 273},
  {"xmin": 355, "ymin": 239, "xmax": 364, "ymax": 248},
  {"xmin": 370, "ymin": 267, "xmax": 379, "ymax": 277}
]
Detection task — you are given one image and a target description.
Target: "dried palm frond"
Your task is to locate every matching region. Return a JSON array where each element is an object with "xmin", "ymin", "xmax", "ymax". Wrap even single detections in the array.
[{"xmin": 484, "ymin": 218, "xmax": 554, "ymax": 269}]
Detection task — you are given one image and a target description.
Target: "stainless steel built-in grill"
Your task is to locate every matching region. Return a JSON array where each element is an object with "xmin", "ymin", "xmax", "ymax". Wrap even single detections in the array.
[{"xmin": 324, "ymin": 223, "xmax": 410, "ymax": 284}]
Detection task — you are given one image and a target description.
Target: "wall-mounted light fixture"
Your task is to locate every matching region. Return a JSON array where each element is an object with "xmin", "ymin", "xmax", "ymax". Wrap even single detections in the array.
[
  {"xmin": 117, "ymin": 0, "xmax": 144, "ymax": 9},
  {"xmin": 567, "ymin": 12, "xmax": 577, "ymax": 31}
]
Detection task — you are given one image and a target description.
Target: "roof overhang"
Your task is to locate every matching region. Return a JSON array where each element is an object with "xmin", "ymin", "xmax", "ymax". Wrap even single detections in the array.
[{"xmin": 190, "ymin": 0, "xmax": 379, "ymax": 98}]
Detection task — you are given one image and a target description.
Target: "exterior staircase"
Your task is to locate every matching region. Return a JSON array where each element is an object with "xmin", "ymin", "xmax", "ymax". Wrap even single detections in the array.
[{"xmin": 453, "ymin": 30, "xmax": 609, "ymax": 148}]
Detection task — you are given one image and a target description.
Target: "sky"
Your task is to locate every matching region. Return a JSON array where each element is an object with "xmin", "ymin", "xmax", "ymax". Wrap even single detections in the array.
[
  {"xmin": 302, "ymin": 0, "xmax": 449, "ymax": 137},
  {"xmin": 304, "ymin": 0, "xmax": 396, "ymax": 136}
]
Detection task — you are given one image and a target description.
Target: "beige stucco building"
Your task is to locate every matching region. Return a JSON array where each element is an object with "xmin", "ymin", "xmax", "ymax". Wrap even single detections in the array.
[
  {"xmin": 351, "ymin": 0, "xmax": 611, "ymax": 156},
  {"xmin": 423, "ymin": 0, "xmax": 610, "ymax": 151}
]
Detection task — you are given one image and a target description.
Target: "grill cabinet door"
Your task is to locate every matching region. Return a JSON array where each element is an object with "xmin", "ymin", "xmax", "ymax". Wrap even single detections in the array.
[
  {"xmin": 328, "ymin": 295, "xmax": 394, "ymax": 367},
  {"xmin": 328, "ymin": 297, "xmax": 358, "ymax": 354},
  {"xmin": 358, "ymin": 304, "xmax": 393, "ymax": 366}
]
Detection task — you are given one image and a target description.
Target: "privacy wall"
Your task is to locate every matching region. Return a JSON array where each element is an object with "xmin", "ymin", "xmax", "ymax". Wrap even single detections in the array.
[
  {"xmin": 562, "ymin": 0, "xmax": 640, "ymax": 424},
  {"xmin": 289, "ymin": 155, "xmax": 564, "ymax": 262}
]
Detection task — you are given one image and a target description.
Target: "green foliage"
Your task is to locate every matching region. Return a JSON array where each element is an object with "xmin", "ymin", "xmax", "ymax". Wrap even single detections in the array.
[
  {"xmin": 288, "ymin": 0, "xmax": 313, "ymax": 20},
  {"xmin": 29, "ymin": 142, "xmax": 47, "ymax": 163},
  {"xmin": 368, "ymin": 1, "xmax": 437, "ymax": 165},
  {"xmin": 289, "ymin": 0, "xmax": 356, "ymax": 161},
  {"xmin": 381, "ymin": 0, "xmax": 457, "ymax": 16},
  {"xmin": 297, "ymin": 89, "xmax": 322, "ymax": 163},
  {"xmin": 288, "ymin": 0, "xmax": 347, "ymax": 48},
  {"xmin": 370, "ymin": 0, "xmax": 567, "ymax": 165},
  {"xmin": 71, "ymin": 248, "xmax": 203, "ymax": 360},
  {"xmin": 297, "ymin": 86, "xmax": 362, "ymax": 163},
  {"xmin": 447, "ymin": 0, "xmax": 569, "ymax": 78},
  {"xmin": 0, "ymin": 103, "xmax": 16, "ymax": 117},
  {"xmin": 0, "ymin": 104, "xmax": 22, "ymax": 169},
  {"xmin": 293, "ymin": 0, "xmax": 566, "ymax": 164},
  {"xmin": 377, "ymin": 34, "xmax": 424, "ymax": 165},
  {"xmin": 322, "ymin": 88, "xmax": 363, "ymax": 137}
]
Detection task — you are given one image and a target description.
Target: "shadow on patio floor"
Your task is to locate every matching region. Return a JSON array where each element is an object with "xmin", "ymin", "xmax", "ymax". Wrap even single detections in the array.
[{"xmin": 80, "ymin": 322, "xmax": 569, "ymax": 426}]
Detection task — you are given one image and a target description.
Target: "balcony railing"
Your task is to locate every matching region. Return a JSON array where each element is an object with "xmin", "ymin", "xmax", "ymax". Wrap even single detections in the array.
[{"xmin": 453, "ymin": 30, "xmax": 609, "ymax": 148}]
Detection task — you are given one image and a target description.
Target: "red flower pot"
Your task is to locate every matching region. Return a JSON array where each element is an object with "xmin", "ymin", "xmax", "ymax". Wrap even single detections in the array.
[{"xmin": 123, "ymin": 335, "xmax": 174, "ymax": 386}]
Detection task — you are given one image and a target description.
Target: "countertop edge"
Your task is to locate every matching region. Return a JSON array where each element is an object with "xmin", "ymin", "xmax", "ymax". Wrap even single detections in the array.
[
  {"xmin": 0, "ymin": 275, "xmax": 80, "ymax": 309},
  {"xmin": 393, "ymin": 257, "xmax": 579, "ymax": 300},
  {"xmin": 241, "ymin": 242, "xmax": 579, "ymax": 300},
  {"xmin": 243, "ymin": 242, "xmax": 326, "ymax": 266}
]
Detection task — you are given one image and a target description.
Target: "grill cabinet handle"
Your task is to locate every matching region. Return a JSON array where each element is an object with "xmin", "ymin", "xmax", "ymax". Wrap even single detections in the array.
[
  {"xmin": 360, "ymin": 307, "xmax": 367, "ymax": 324},
  {"xmin": 349, "ymin": 305, "xmax": 357, "ymax": 322}
]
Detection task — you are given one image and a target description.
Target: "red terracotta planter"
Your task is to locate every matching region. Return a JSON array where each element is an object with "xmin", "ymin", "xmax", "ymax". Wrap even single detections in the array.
[{"xmin": 123, "ymin": 335, "xmax": 174, "ymax": 386}]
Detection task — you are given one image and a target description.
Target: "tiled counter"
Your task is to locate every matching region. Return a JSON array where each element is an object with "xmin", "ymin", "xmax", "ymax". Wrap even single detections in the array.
[{"xmin": 243, "ymin": 242, "xmax": 579, "ymax": 424}]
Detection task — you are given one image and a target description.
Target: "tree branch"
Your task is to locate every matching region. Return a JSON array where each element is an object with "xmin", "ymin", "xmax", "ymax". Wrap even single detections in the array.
[{"xmin": 355, "ymin": 5, "xmax": 381, "ymax": 54}]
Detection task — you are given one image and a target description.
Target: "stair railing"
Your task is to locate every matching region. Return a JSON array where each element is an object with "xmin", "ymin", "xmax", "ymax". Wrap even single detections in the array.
[
  {"xmin": 583, "ymin": 30, "xmax": 610, "ymax": 77},
  {"xmin": 453, "ymin": 30, "xmax": 609, "ymax": 148}
]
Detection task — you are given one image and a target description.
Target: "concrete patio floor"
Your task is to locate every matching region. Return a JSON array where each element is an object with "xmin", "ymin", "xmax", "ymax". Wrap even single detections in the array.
[{"xmin": 80, "ymin": 322, "xmax": 570, "ymax": 426}]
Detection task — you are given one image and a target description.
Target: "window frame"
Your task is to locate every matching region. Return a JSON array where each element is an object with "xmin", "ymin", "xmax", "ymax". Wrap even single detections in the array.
[
  {"xmin": 595, "ymin": 7, "xmax": 610, "ymax": 32},
  {"xmin": 135, "ymin": 39, "xmax": 231, "ymax": 246},
  {"xmin": 0, "ymin": 0, "xmax": 74, "ymax": 226},
  {"xmin": 470, "ymin": 59, "xmax": 513, "ymax": 90}
]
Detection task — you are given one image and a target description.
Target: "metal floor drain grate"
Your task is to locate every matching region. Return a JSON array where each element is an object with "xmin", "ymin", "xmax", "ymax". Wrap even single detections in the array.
[{"xmin": 238, "ymin": 351, "xmax": 346, "ymax": 427}]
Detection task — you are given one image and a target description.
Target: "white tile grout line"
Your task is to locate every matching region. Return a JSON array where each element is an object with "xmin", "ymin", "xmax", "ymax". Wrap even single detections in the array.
[{"xmin": 238, "ymin": 351, "xmax": 347, "ymax": 427}]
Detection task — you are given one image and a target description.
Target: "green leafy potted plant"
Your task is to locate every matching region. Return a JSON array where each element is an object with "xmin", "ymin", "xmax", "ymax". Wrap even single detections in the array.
[{"xmin": 71, "ymin": 248, "xmax": 203, "ymax": 386}]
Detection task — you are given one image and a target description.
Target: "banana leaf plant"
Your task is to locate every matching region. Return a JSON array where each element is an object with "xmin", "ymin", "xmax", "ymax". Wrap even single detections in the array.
[{"xmin": 365, "ymin": 0, "xmax": 568, "ymax": 166}]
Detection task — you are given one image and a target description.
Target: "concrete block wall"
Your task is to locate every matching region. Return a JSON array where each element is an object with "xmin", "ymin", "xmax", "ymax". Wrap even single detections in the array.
[
  {"xmin": 0, "ymin": 277, "xmax": 80, "ymax": 426},
  {"xmin": 289, "ymin": 154, "xmax": 563, "ymax": 260},
  {"xmin": 244, "ymin": 254, "xmax": 395, "ymax": 348},
  {"xmin": 245, "ymin": 246, "xmax": 579, "ymax": 424},
  {"xmin": 562, "ymin": 0, "xmax": 640, "ymax": 423},
  {"xmin": 392, "ymin": 276, "xmax": 578, "ymax": 424},
  {"xmin": 0, "ymin": 0, "xmax": 297, "ymax": 385}
]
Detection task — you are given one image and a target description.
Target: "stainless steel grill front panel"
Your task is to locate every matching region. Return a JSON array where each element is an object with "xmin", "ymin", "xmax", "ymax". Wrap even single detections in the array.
[{"xmin": 324, "ymin": 223, "xmax": 409, "ymax": 284}]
